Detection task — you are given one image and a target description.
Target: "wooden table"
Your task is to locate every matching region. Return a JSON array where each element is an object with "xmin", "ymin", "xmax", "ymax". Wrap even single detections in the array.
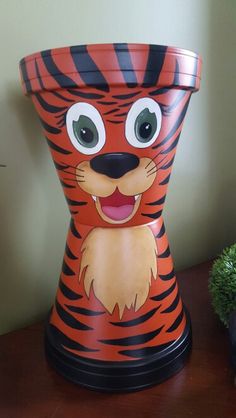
[{"xmin": 0, "ymin": 261, "xmax": 235, "ymax": 418}]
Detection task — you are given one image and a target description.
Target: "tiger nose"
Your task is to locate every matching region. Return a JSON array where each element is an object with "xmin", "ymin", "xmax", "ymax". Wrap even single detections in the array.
[{"xmin": 90, "ymin": 152, "xmax": 140, "ymax": 179}]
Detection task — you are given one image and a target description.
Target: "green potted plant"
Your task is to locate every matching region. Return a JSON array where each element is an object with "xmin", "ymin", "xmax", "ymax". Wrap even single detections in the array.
[{"xmin": 209, "ymin": 244, "xmax": 236, "ymax": 384}]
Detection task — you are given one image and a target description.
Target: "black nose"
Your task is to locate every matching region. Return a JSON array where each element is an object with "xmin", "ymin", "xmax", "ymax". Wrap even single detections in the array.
[{"xmin": 90, "ymin": 152, "xmax": 140, "ymax": 179}]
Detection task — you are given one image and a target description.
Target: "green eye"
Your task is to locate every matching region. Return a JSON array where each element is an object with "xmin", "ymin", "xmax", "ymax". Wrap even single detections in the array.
[
  {"xmin": 134, "ymin": 108, "xmax": 157, "ymax": 143},
  {"xmin": 73, "ymin": 115, "xmax": 99, "ymax": 148}
]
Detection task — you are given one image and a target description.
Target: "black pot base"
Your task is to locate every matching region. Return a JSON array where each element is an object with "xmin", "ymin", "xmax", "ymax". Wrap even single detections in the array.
[{"xmin": 45, "ymin": 309, "xmax": 192, "ymax": 393}]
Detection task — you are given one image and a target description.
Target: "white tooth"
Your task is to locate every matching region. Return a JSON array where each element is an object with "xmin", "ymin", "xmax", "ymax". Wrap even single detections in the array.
[
  {"xmin": 92, "ymin": 195, "xmax": 97, "ymax": 201},
  {"xmin": 134, "ymin": 194, "xmax": 140, "ymax": 201}
]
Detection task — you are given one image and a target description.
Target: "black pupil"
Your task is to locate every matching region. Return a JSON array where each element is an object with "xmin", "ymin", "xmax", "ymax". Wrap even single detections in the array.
[
  {"xmin": 80, "ymin": 127, "xmax": 94, "ymax": 143},
  {"xmin": 139, "ymin": 122, "xmax": 152, "ymax": 139}
]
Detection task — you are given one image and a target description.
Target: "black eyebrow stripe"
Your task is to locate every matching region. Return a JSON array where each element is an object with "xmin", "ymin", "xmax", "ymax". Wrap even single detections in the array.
[
  {"xmin": 112, "ymin": 91, "xmax": 141, "ymax": 99},
  {"xmin": 97, "ymin": 101, "xmax": 118, "ymax": 105},
  {"xmin": 118, "ymin": 101, "xmax": 134, "ymax": 108},
  {"xmin": 107, "ymin": 120, "xmax": 123, "ymax": 124},
  {"xmin": 103, "ymin": 108, "xmax": 120, "ymax": 115},
  {"xmin": 113, "ymin": 43, "xmax": 138, "ymax": 88},
  {"xmin": 67, "ymin": 89, "xmax": 104, "ymax": 99}
]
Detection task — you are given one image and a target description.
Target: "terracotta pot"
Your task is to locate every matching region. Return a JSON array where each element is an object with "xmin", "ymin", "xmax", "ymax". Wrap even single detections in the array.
[{"xmin": 19, "ymin": 43, "xmax": 201, "ymax": 392}]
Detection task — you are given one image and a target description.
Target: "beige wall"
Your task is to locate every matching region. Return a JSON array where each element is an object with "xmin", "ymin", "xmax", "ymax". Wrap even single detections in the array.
[{"xmin": 0, "ymin": 0, "xmax": 235, "ymax": 334}]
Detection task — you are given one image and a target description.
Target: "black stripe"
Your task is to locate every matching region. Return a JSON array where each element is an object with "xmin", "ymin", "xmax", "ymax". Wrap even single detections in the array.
[
  {"xmin": 97, "ymin": 101, "xmax": 118, "ymax": 105},
  {"xmin": 59, "ymin": 280, "xmax": 82, "ymax": 300},
  {"xmin": 114, "ymin": 43, "xmax": 138, "ymax": 88},
  {"xmin": 49, "ymin": 324, "xmax": 98, "ymax": 352},
  {"xmin": 119, "ymin": 341, "xmax": 174, "ymax": 358},
  {"xmin": 158, "ymin": 246, "xmax": 170, "ymax": 258},
  {"xmin": 65, "ymin": 196, "xmax": 87, "ymax": 207},
  {"xmin": 54, "ymin": 161, "xmax": 69, "ymax": 171},
  {"xmin": 107, "ymin": 120, "xmax": 123, "ymax": 124},
  {"xmin": 46, "ymin": 137, "xmax": 72, "ymax": 155},
  {"xmin": 147, "ymin": 195, "xmax": 166, "ymax": 206},
  {"xmin": 34, "ymin": 59, "xmax": 44, "ymax": 90},
  {"xmin": 60, "ymin": 180, "xmax": 75, "ymax": 189},
  {"xmin": 39, "ymin": 117, "xmax": 61, "ymax": 134},
  {"xmin": 161, "ymin": 136, "xmax": 180, "ymax": 155},
  {"xmin": 70, "ymin": 219, "xmax": 81, "ymax": 239},
  {"xmin": 103, "ymin": 108, "xmax": 120, "ymax": 115},
  {"xmin": 62, "ymin": 259, "xmax": 75, "ymax": 276},
  {"xmin": 55, "ymin": 300, "xmax": 93, "ymax": 331},
  {"xmin": 159, "ymin": 173, "xmax": 171, "ymax": 185},
  {"xmin": 65, "ymin": 305, "xmax": 105, "ymax": 316},
  {"xmin": 159, "ymin": 268, "xmax": 175, "ymax": 281},
  {"xmin": 67, "ymin": 89, "xmax": 104, "ymax": 100},
  {"xmin": 142, "ymin": 45, "xmax": 167, "ymax": 87},
  {"xmin": 99, "ymin": 325, "xmax": 164, "ymax": 346},
  {"xmin": 166, "ymin": 308, "xmax": 184, "ymax": 332},
  {"xmin": 115, "ymin": 112, "xmax": 128, "ymax": 117},
  {"xmin": 164, "ymin": 91, "xmax": 186, "ymax": 115},
  {"xmin": 160, "ymin": 156, "xmax": 175, "ymax": 170},
  {"xmin": 173, "ymin": 59, "xmax": 180, "ymax": 85},
  {"xmin": 20, "ymin": 58, "xmax": 32, "ymax": 93},
  {"xmin": 110, "ymin": 306, "xmax": 160, "ymax": 328},
  {"xmin": 149, "ymin": 87, "xmax": 169, "ymax": 96},
  {"xmin": 41, "ymin": 49, "xmax": 77, "ymax": 89},
  {"xmin": 52, "ymin": 91, "xmax": 74, "ymax": 103},
  {"xmin": 35, "ymin": 93, "xmax": 67, "ymax": 113},
  {"xmin": 151, "ymin": 281, "xmax": 177, "ymax": 301},
  {"xmin": 161, "ymin": 293, "xmax": 180, "ymax": 313},
  {"xmin": 112, "ymin": 91, "xmax": 141, "ymax": 100},
  {"xmin": 70, "ymin": 45, "xmax": 109, "ymax": 92},
  {"xmin": 155, "ymin": 223, "xmax": 166, "ymax": 238},
  {"xmin": 152, "ymin": 97, "xmax": 190, "ymax": 149},
  {"xmin": 65, "ymin": 244, "xmax": 78, "ymax": 260},
  {"xmin": 141, "ymin": 209, "xmax": 162, "ymax": 220},
  {"xmin": 118, "ymin": 101, "xmax": 134, "ymax": 108}
]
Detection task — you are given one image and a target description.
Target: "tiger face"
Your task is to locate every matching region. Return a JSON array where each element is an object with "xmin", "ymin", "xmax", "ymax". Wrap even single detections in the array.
[
  {"xmin": 35, "ymin": 87, "xmax": 190, "ymax": 228},
  {"xmin": 66, "ymin": 97, "xmax": 163, "ymax": 224}
]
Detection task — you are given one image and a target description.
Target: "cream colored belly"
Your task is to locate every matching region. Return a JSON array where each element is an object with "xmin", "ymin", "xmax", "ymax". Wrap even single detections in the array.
[{"xmin": 79, "ymin": 225, "xmax": 158, "ymax": 318}]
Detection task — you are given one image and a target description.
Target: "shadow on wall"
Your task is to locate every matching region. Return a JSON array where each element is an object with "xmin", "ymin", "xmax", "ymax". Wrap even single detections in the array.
[
  {"xmin": 206, "ymin": 0, "xmax": 236, "ymax": 255},
  {"xmin": 0, "ymin": 84, "xmax": 67, "ymax": 334}
]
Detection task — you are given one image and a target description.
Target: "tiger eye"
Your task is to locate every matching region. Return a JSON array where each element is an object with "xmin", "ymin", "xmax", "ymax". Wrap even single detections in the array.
[
  {"xmin": 73, "ymin": 115, "xmax": 99, "ymax": 148},
  {"xmin": 134, "ymin": 108, "xmax": 157, "ymax": 143}
]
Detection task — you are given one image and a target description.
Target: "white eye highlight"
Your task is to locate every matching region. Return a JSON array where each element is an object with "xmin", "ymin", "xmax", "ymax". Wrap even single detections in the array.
[
  {"xmin": 66, "ymin": 102, "xmax": 106, "ymax": 155},
  {"xmin": 125, "ymin": 98, "xmax": 162, "ymax": 148}
]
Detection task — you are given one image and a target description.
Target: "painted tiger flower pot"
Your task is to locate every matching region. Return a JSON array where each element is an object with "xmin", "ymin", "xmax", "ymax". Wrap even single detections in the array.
[{"xmin": 19, "ymin": 43, "xmax": 201, "ymax": 392}]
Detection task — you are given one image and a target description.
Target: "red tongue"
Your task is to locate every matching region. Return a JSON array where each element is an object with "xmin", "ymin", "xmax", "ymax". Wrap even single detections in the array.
[{"xmin": 99, "ymin": 189, "xmax": 134, "ymax": 207}]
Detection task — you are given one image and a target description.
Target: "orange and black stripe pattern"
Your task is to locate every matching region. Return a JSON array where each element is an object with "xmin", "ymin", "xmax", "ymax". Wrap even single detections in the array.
[{"xmin": 20, "ymin": 44, "xmax": 201, "ymax": 362}]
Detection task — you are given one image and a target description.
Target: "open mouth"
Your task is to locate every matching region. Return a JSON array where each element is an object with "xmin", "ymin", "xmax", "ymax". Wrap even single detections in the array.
[{"xmin": 93, "ymin": 188, "xmax": 141, "ymax": 222}]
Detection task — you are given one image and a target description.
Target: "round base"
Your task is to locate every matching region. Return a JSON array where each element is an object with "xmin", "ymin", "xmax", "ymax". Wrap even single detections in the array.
[{"xmin": 45, "ymin": 309, "xmax": 192, "ymax": 393}]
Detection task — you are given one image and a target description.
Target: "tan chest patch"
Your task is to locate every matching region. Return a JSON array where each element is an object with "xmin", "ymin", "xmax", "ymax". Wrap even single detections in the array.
[{"xmin": 79, "ymin": 226, "xmax": 157, "ymax": 318}]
